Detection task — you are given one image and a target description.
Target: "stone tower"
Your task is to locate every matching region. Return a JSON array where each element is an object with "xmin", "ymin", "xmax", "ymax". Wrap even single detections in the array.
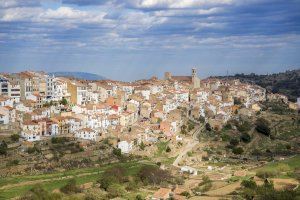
[
  {"xmin": 192, "ymin": 68, "xmax": 200, "ymax": 89},
  {"xmin": 164, "ymin": 72, "xmax": 172, "ymax": 80}
]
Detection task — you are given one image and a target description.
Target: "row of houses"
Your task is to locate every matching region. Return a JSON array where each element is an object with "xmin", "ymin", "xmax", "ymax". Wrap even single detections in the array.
[{"xmin": 0, "ymin": 70, "xmax": 297, "ymax": 154}]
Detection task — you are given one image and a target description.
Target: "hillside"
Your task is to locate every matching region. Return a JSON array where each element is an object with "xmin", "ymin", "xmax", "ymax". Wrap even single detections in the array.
[
  {"xmin": 49, "ymin": 72, "xmax": 107, "ymax": 81},
  {"xmin": 214, "ymin": 69, "xmax": 300, "ymax": 102}
]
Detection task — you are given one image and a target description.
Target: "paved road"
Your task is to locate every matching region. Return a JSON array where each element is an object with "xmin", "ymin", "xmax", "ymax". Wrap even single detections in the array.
[{"xmin": 172, "ymin": 124, "xmax": 204, "ymax": 168}]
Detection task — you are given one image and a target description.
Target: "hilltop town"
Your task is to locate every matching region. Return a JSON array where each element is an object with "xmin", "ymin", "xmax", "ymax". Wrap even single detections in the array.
[{"xmin": 0, "ymin": 69, "xmax": 299, "ymax": 199}]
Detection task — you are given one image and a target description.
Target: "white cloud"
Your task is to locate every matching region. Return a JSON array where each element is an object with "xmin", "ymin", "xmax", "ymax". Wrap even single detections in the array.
[
  {"xmin": 193, "ymin": 22, "xmax": 225, "ymax": 30},
  {"xmin": 154, "ymin": 7, "xmax": 224, "ymax": 17},
  {"xmin": 0, "ymin": 7, "xmax": 42, "ymax": 22},
  {"xmin": 125, "ymin": 0, "xmax": 233, "ymax": 9},
  {"xmin": 0, "ymin": 0, "xmax": 41, "ymax": 8},
  {"xmin": 41, "ymin": 7, "xmax": 88, "ymax": 19}
]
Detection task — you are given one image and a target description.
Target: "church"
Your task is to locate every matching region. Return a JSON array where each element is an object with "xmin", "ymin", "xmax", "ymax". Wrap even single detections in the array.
[{"xmin": 164, "ymin": 68, "xmax": 201, "ymax": 89}]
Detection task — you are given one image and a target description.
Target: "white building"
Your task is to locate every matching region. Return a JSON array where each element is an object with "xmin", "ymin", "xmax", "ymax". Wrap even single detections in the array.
[
  {"xmin": 117, "ymin": 140, "xmax": 133, "ymax": 154},
  {"xmin": 75, "ymin": 128, "xmax": 98, "ymax": 141},
  {"xmin": 21, "ymin": 121, "xmax": 41, "ymax": 141}
]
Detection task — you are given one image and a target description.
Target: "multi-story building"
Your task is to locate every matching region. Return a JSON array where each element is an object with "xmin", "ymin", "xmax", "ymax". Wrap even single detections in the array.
[{"xmin": 67, "ymin": 81, "xmax": 88, "ymax": 105}]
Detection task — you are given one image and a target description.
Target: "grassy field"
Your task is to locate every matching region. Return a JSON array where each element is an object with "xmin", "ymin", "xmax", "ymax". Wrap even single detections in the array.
[
  {"xmin": 0, "ymin": 161, "xmax": 154, "ymax": 200},
  {"xmin": 155, "ymin": 141, "xmax": 170, "ymax": 156},
  {"xmin": 254, "ymin": 155, "xmax": 300, "ymax": 179}
]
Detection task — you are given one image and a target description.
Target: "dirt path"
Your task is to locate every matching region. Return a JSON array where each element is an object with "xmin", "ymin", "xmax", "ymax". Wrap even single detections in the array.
[{"xmin": 172, "ymin": 125, "xmax": 203, "ymax": 167}]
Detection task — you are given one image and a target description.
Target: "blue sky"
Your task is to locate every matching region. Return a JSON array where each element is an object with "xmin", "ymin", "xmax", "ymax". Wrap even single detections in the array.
[{"xmin": 0, "ymin": 0, "xmax": 299, "ymax": 81}]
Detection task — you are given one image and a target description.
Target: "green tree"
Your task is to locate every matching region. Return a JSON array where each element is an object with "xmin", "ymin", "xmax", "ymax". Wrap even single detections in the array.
[
  {"xmin": 240, "ymin": 133, "xmax": 251, "ymax": 143},
  {"xmin": 138, "ymin": 165, "xmax": 171, "ymax": 185},
  {"xmin": 139, "ymin": 142, "xmax": 145, "ymax": 150},
  {"xmin": 60, "ymin": 97, "xmax": 68, "ymax": 105},
  {"xmin": 166, "ymin": 146, "xmax": 171, "ymax": 152},
  {"xmin": 113, "ymin": 148, "xmax": 122, "ymax": 157},
  {"xmin": 0, "ymin": 140, "xmax": 8, "ymax": 156},
  {"xmin": 205, "ymin": 123, "xmax": 212, "ymax": 131},
  {"xmin": 232, "ymin": 147, "xmax": 244, "ymax": 155},
  {"xmin": 255, "ymin": 118, "xmax": 271, "ymax": 136}
]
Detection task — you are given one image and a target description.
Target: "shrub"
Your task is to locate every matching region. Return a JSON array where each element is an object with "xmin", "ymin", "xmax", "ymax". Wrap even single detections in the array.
[
  {"xmin": 135, "ymin": 194, "xmax": 144, "ymax": 200},
  {"xmin": 205, "ymin": 123, "xmax": 212, "ymax": 131},
  {"xmin": 180, "ymin": 191, "xmax": 191, "ymax": 198},
  {"xmin": 21, "ymin": 184, "xmax": 62, "ymax": 200},
  {"xmin": 60, "ymin": 97, "xmax": 68, "ymax": 105},
  {"xmin": 234, "ymin": 97, "xmax": 242, "ymax": 105},
  {"xmin": 27, "ymin": 146, "xmax": 40, "ymax": 154},
  {"xmin": 98, "ymin": 166, "xmax": 126, "ymax": 190},
  {"xmin": 139, "ymin": 142, "xmax": 145, "ymax": 150},
  {"xmin": 10, "ymin": 134, "xmax": 20, "ymax": 142},
  {"xmin": 255, "ymin": 118, "xmax": 271, "ymax": 136},
  {"xmin": 138, "ymin": 165, "xmax": 171, "ymax": 185},
  {"xmin": 198, "ymin": 116, "xmax": 205, "ymax": 123},
  {"xmin": 0, "ymin": 140, "xmax": 8, "ymax": 156},
  {"xmin": 60, "ymin": 179, "xmax": 81, "ymax": 194},
  {"xmin": 237, "ymin": 121, "xmax": 251, "ymax": 133},
  {"xmin": 230, "ymin": 138, "xmax": 239, "ymax": 146},
  {"xmin": 221, "ymin": 134, "xmax": 230, "ymax": 142},
  {"xmin": 51, "ymin": 137, "xmax": 69, "ymax": 144},
  {"xmin": 241, "ymin": 179, "xmax": 257, "ymax": 189},
  {"xmin": 188, "ymin": 123, "xmax": 195, "ymax": 131},
  {"xmin": 199, "ymin": 175, "xmax": 212, "ymax": 186},
  {"xmin": 240, "ymin": 133, "xmax": 251, "ymax": 143},
  {"xmin": 112, "ymin": 148, "xmax": 122, "ymax": 157},
  {"xmin": 256, "ymin": 169, "xmax": 279, "ymax": 179},
  {"xmin": 6, "ymin": 159, "xmax": 19, "ymax": 167},
  {"xmin": 232, "ymin": 147, "xmax": 244, "ymax": 155},
  {"xmin": 166, "ymin": 146, "xmax": 171, "ymax": 153},
  {"xmin": 107, "ymin": 183, "xmax": 126, "ymax": 199}
]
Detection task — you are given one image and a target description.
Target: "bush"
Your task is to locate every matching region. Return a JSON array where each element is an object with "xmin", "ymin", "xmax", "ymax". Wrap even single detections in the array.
[
  {"xmin": 0, "ymin": 140, "xmax": 8, "ymax": 156},
  {"xmin": 230, "ymin": 138, "xmax": 239, "ymax": 146},
  {"xmin": 135, "ymin": 194, "xmax": 144, "ymax": 200},
  {"xmin": 139, "ymin": 142, "xmax": 145, "ymax": 150},
  {"xmin": 60, "ymin": 179, "xmax": 81, "ymax": 194},
  {"xmin": 198, "ymin": 116, "xmax": 205, "ymax": 123},
  {"xmin": 60, "ymin": 97, "xmax": 68, "ymax": 105},
  {"xmin": 256, "ymin": 118, "xmax": 271, "ymax": 136},
  {"xmin": 180, "ymin": 191, "xmax": 191, "ymax": 198},
  {"xmin": 240, "ymin": 133, "xmax": 251, "ymax": 143},
  {"xmin": 21, "ymin": 184, "xmax": 62, "ymax": 200},
  {"xmin": 10, "ymin": 134, "xmax": 20, "ymax": 142},
  {"xmin": 107, "ymin": 183, "xmax": 126, "ymax": 199},
  {"xmin": 237, "ymin": 121, "xmax": 251, "ymax": 133},
  {"xmin": 241, "ymin": 179, "xmax": 257, "ymax": 189},
  {"xmin": 232, "ymin": 147, "xmax": 244, "ymax": 155},
  {"xmin": 221, "ymin": 134, "xmax": 230, "ymax": 142},
  {"xmin": 98, "ymin": 165, "xmax": 126, "ymax": 190},
  {"xmin": 51, "ymin": 137, "xmax": 69, "ymax": 144},
  {"xmin": 256, "ymin": 169, "xmax": 279, "ymax": 179},
  {"xmin": 112, "ymin": 148, "xmax": 122, "ymax": 157},
  {"xmin": 205, "ymin": 123, "xmax": 212, "ymax": 131},
  {"xmin": 166, "ymin": 146, "xmax": 171, "ymax": 152},
  {"xmin": 188, "ymin": 123, "xmax": 195, "ymax": 131},
  {"xmin": 234, "ymin": 97, "xmax": 242, "ymax": 105},
  {"xmin": 27, "ymin": 146, "xmax": 40, "ymax": 154},
  {"xmin": 6, "ymin": 159, "xmax": 19, "ymax": 167},
  {"xmin": 138, "ymin": 165, "xmax": 171, "ymax": 185}
]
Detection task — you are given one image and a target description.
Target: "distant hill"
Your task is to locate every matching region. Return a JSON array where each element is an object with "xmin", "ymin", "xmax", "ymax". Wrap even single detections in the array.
[
  {"xmin": 49, "ymin": 72, "xmax": 107, "ymax": 81},
  {"xmin": 213, "ymin": 69, "xmax": 300, "ymax": 102}
]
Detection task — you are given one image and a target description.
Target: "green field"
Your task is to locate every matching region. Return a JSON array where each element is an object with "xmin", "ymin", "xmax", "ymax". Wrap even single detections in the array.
[
  {"xmin": 0, "ymin": 161, "xmax": 154, "ymax": 200},
  {"xmin": 254, "ymin": 155, "xmax": 300, "ymax": 179}
]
